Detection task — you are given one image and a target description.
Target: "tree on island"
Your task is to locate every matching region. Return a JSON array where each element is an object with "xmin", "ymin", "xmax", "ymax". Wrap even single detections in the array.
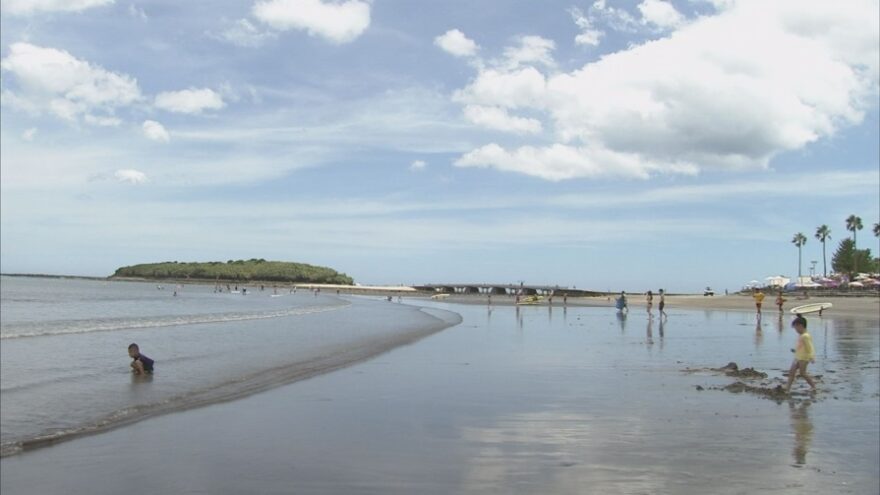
[
  {"xmin": 814, "ymin": 225, "xmax": 830, "ymax": 277},
  {"xmin": 113, "ymin": 260, "xmax": 353, "ymax": 284},
  {"xmin": 792, "ymin": 232, "xmax": 807, "ymax": 279},
  {"xmin": 846, "ymin": 214, "xmax": 863, "ymax": 272},
  {"xmin": 831, "ymin": 239, "xmax": 876, "ymax": 277}
]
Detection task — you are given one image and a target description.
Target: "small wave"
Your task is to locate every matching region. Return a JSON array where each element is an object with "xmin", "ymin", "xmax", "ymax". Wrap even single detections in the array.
[
  {"xmin": 0, "ymin": 304, "xmax": 462, "ymax": 458},
  {"xmin": 0, "ymin": 302, "xmax": 350, "ymax": 340}
]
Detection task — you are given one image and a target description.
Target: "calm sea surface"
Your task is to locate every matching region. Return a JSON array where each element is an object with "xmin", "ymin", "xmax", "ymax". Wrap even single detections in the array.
[
  {"xmin": 2, "ymin": 276, "xmax": 879, "ymax": 494},
  {"xmin": 0, "ymin": 276, "xmax": 457, "ymax": 456}
]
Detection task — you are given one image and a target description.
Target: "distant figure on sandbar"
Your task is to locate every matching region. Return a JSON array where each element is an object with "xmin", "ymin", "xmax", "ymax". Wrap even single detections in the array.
[
  {"xmin": 616, "ymin": 291, "xmax": 628, "ymax": 313},
  {"xmin": 785, "ymin": 315, "xmax": 817, "ymax": 393},
  {"xmin": 776, "ymin": 290, "xmax": 786, "ymax": 313},
  {"xmin": 658, "ymin": 289, "xmax": 667, "ymax": 319},
  {"xmin": 646, "ymin": 290, "xmax": 654, "ymax": 318},
  {"xmin": 753, "ymin": 288, "xmax": 765, "ymax": 320},
  {"xmin": 128, "ymin": 343, "xmax": 154, "ymax": 375}
]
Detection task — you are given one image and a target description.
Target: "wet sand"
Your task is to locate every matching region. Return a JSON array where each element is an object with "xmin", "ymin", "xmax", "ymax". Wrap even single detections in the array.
[
  {"xmin": 2, "ymin": 301, "xmax": 878, "ymax": 494},
  {"xmin": 436, "ymin": 293, "xmax": 880, "ymax": 320}
]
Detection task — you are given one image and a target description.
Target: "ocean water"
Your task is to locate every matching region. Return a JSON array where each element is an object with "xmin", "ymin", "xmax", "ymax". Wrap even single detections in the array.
[
  {"xmin": 0, "ymin": 276, "xmax": 459, "ymax": 456},
  {"xmin": 1, "ymin": 284, "xmax": 879, "ymax": 493}
]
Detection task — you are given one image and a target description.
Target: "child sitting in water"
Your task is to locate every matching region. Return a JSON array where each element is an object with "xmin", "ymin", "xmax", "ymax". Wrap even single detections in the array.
[
  {"xmin": 785, "ymin": 316, "xmax": 816, "ymax": 393},
  {"xmin": 128, "ymin": 343, "xmax": 154, "ymax": 375}
]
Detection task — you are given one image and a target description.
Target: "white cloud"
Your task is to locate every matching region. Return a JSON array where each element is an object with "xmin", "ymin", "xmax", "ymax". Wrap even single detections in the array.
[
  {"xmin": 570, "ymin": 7, "xmax": 604, "ymax": 46},
  {"xmin": 154, "ymin": 88, "xmax": 225, "ymax": 114},
  {"xmin": 0, "ymin": 42, "xmax": 141, "ymax": 125},
  {"xmin": 638, "ymin": 0, "xmax": 685, "ymax": 29},
  {"xmin": 499, "ymin": 36, "xmax": 556, "ymax": 69},
  {"xmin": 114, "ymin": 169, "xmax": 148, "ymax": 184},
  {"xmin": 409, "ymin": 160, "xmax": 427, "ymax": 171},
  {"xmin": 454, "ymin": 67, "xmax": 547, "ymax": 110},
  {"xmin": 215, "ymin": 18, "xmax": 277, "ymax": 47},
  {"xmin": 128, "ymin": 4, "xmax": 147, "ymax": 20},
  {"xmin": 590, "ymin": 0, "xmax": 640, "ymax": 33},
  {"xmin": 142, "ymin": 120, "xmax": 170, "ymax": 142},
  {"xmin": 252, "ymin": 0, "xmax": 370, "ymax": 44},
  {"xmin": 2, "ymin": 0, "xmax": 113, "ymax": 15},
  {"xmin": 21, "ymin": 128, "xmax": 37, "ymax": 141},
  {"xmin": 434, "ymin": 29, "xmax": 479, "ymax": 58},
  {"xmin": 463, "ymin": 105, "xmax": 542, "ymax": 134},
  {"xmin": 450, "ymin": 0, "xmax": 880, "ymax": 180}
]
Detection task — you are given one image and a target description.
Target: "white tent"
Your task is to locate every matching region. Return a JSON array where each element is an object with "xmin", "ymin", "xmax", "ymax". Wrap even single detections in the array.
[{"xmin": 765, "ymin": 275, "xmax": 790, "ymax": 288}]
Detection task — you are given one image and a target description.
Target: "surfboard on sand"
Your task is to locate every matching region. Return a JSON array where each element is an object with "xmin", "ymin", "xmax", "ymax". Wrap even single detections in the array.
[{"xmin": 790, "ymin": 302, "xmax": 832, "ymax": 314}]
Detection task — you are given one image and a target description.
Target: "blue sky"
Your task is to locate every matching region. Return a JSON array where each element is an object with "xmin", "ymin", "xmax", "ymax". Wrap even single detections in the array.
[{"xmin": 1, "ymin": 0, "xmax": 878, "ymax": 293}]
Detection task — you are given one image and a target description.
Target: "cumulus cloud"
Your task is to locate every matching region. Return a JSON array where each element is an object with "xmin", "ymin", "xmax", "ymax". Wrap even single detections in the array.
[
  {"xmin": 142, "ymin": 120, "xmax": 170, "ymax": 142},
  {"xmin": 435, "ymin": 29, "xmax": 479, "ymax": 58},
  {"xmin": 638, "ymin": 0, "xmax": 685, "ymax": 29},
  {"xmin": 570, "ymin": 7, "xmax": 604, "ymax": 46},
  {"xmin": 409, "ymin": 160, "xmax": 427, "ymax": 171},
  {"xmin": 114, "ymin": 169, "xmax": 148, "ymax": 184},
  {"xmin": 499, "ymin": 36, "xmax": 556, "ymax": 70},
  {"xmin": 0, "ymin": 42, "xmax": 141, "ymax": 125},
  {"xmin": 252, "ymin": 0, "xmax": 370, "ymax": 44},
  {"xmin": 463, "ymin": 105, "xmax": 542, "ymax": 134},
  {"xmin": 154, "ymin": 88, "xmax": 225, "ymax": 114},
  {"xmin": 2, "ymin": 0, "xmax": 113, "ymax": 15},
  {"xmin": 448, "ymin": 0, "xmax": 879, "ymax": 181}
]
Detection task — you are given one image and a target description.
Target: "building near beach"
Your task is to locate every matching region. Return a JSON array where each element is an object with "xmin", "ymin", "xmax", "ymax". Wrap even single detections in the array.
[{"xmin": 764, "ymin": 275, "xmax": 790, "ymax": 288}]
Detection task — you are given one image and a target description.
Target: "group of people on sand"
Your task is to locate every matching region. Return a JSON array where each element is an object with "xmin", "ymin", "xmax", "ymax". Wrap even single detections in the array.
[
  {"xmin": 616, "ymin": 289, "xmax": 667, "ymax": 320},
  {"xmin": 752, "ymin": 287, "xmax": 796, "ymax": 320}
]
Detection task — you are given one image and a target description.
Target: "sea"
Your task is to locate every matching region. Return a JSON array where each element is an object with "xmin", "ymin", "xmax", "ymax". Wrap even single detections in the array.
[{"xmin": 0, "ymin": 275, "xmax": 459, "ymax": 457}]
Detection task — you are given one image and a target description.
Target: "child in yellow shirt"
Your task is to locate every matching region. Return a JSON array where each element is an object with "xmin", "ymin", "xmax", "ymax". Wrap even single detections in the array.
[{"xmin": 785, "ymin": 315, "xmax": 817, "ymax": 393}]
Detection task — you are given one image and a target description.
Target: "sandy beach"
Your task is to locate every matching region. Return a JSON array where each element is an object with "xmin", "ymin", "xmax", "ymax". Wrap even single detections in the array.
[
  {"xmin": 2, "ymin": 295, "xmax": 878, "ymax": 494},
  {"xmin": 424, "ymin": 293, "xmax": 880, "ymax": 321}
]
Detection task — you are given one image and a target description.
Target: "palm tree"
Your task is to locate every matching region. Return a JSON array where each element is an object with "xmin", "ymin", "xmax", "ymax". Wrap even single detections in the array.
[
  {"xmin": 815, "ymin": 225, "xmax": 831, "ymax": 277},
  {"xmin": 792, "ymin": 232, "xmax": 807, "ymax": 279},
  {"xmin": 875, "ymin": 223, "xmax": 880, "ymax": 263},
  {"xmin": 846, "ymin": 215, "xmax": 863, "ymax": 272}
]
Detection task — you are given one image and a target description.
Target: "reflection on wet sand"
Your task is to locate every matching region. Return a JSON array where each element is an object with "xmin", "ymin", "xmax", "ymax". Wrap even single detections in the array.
[
  {"xmin": 616, "ymin": 311, "xmax": 627, "ymax": 333},
  {"xmin": 646, "ymin": 319, "xmax": 654, "ymax": 346},
  {"xmin": 755, "ymin": 321, "xmax": 764, "ymax": 347},
  {"xmin": 790, "ymin": 401, "xmax": 814, "ymax": 466}
]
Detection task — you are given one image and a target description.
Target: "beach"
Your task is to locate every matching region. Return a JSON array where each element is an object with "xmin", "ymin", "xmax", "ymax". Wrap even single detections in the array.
[
  {"xmin": 427, "ymin": 293, "xmax": 880, "ymax": 321},
  {"xmin": 2, "ymin": 279, "xmax": 878, "ymax": 494}
]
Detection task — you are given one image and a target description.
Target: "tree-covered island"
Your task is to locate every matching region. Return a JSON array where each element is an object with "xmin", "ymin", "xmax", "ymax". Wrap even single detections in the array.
[{"xmin": 112, "ymin": 259, "xmax": 353, "ymax": 285}]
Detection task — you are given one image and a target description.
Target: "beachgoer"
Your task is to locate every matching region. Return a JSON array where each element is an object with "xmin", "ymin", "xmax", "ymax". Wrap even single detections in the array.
[
  {"xmin": 616, "ymin": 291, "xmax": 628, "ymax": 312},
  {"xmin": 646, "ymin": 290, "xmax": 654, "ymax": 318},
  {"xmin": 776, "ymin": 290, "xmax": 786, "ymax": 313},
  {"xmin": 128, "ymin": 343, "xmax": 154, "ymax": 375},
  {"xmin": 563, "ymin": 294, "xmax": 568, "ymax": 306},
  {"xmin": 659, "ymin": 289, "xmax": 667, "ymax": 319},
  {"xmin": 785, "ymin": 315, "xmax": 817, "ymax": 393},
  {"xmin": 753, "ymin": 288, "xmax": 765, "ymax": 319}
]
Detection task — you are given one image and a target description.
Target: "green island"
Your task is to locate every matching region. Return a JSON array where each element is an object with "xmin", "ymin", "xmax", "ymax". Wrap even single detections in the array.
[{"xmin": 112, "ymin": 259, "xmax": 353, "ymax": 285}]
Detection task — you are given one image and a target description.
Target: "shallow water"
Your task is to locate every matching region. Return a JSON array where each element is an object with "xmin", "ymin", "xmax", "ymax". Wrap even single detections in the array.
[
  {"xmin": 1, "ymin": 296, "xmax": 878, "ymax": 494},
  {"xmin": 1, "ymin": 276, "xmax": 456, "ymax": 456}
]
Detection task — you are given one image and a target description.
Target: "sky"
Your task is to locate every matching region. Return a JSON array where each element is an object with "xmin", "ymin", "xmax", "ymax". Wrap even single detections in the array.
[{"xmin": 1, "ymin": 0, "xmax": 878, "ymax": 293}]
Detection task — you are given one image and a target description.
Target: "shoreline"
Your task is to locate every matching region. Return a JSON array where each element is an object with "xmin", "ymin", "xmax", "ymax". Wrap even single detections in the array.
[
  {"xmin": 415, "ymin": 293, "xmax": 880, "ymax": 321},
  {"xmin": 4, "ymin": 274, "xmax": 877, "ymax": 319}
]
